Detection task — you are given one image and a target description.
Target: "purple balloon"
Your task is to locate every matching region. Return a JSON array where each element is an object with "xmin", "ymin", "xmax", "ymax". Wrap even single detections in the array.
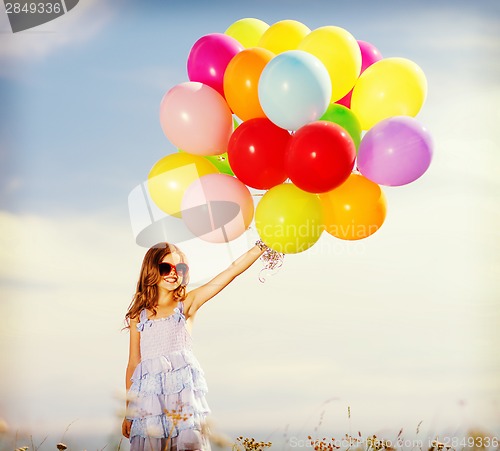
[
  {"xmin": 187, "ymin": 33, "xmax": 243, "ymax": 98},
  {"xmin": 357, "ymin": 116, "xmax": 433, "ymax": 186}
]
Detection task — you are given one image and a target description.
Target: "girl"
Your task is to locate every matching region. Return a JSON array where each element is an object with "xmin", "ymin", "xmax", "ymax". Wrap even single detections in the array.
[{"xmin": 122, "ymin": 241, "xmax": 273, "ymax": 451}]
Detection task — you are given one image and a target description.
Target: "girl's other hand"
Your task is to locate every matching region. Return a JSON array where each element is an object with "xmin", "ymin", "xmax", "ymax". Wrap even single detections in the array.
[{"xmin": 122, "ymin": 418, "xmax": 132, "ymax": 438}]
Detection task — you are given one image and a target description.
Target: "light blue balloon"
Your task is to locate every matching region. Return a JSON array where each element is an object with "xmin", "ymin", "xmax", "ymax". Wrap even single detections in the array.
[{"xmin": 258, "ymin": 50, "xmax": 332, "ymax": 131}]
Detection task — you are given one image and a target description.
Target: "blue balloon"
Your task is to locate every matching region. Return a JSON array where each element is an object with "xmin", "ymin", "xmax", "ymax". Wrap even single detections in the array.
[{"xmin": 258, "ymin": 50, "xmax": 332, "ymax": 131}]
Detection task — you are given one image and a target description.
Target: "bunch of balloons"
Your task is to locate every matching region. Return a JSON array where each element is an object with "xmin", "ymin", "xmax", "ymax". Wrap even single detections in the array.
[{"xmin": 147, "ymin": 18, "xmax": 433, "ymax": 254}]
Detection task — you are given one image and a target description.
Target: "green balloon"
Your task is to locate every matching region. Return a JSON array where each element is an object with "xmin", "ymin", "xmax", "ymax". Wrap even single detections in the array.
[
  {"xmin": 233, "ymin": 116, "xmax": 241, "ymax": 130},
  {"xmin": 320, "ymin": 103, "xmax": 362, "ymax": 150},
  {"xmin": 204, "ymin": 152, "xmax": 234, "ymax": 176},
  {"xmin": 178, "ymin": 148, "xmax": 234, "ymax": 176}
]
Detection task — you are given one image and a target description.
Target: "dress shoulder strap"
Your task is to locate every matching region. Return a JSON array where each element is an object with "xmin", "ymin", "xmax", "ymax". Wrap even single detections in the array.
[
  {"xmin": 139, "ymin": 309, "xmax": 148, "ymax": 322},
  {"xmin": 178, "ymin": 300, "xmax": 184, "ymax": 314}
]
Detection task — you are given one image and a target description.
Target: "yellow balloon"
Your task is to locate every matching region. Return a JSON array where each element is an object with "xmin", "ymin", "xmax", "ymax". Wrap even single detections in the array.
[
  {"xmin": 148, "ymin": 153, "xmax": 219, "ymax": 218},
  {"xmin": 350, "ymin": 57, "xmax": 428, "ymax": 130},
  {"xmin": 225, "ymin": 18, "xmax": 269, "ymax": 48},
  {"xmin": 320, "ymin": 173, "xmax": 387, "ymax": 241},
  {"xmin": 257, "ymin": 20, "xmax": 311, "ymax": 54},
  {"xmin": 255, "ymin": 183, "xmax": 323, "ymax": 254},
  {"xmin": 299, "ymin": 26, "xmax": 361, "ymax": 102}
]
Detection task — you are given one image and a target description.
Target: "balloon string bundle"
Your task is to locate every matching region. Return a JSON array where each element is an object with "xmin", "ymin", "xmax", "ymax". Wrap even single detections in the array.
[{"xmin": 255, "ymin": 240, "xmax": 285, "ymax": 283}]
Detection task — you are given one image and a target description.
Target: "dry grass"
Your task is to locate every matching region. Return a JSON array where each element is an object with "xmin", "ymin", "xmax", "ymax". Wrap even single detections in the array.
[
  {"xmin": 1, "ymin": 410, "xmax": 498, "ymax": 451},
  {"xmin": 232, "ymin": 436, "xmax": 272, "ymax": 451}
]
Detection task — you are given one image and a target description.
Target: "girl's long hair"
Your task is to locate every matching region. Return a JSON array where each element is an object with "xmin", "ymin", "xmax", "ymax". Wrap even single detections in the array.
[{"xmin": 125, "ymin": 242, "xmax": 189, "ymax": 328}]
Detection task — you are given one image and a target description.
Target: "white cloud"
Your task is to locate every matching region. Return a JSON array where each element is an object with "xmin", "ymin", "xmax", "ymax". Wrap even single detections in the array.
[
  {"xmin": 0, "ymin": 0, "xmax": 114, "ymax": 77},
  {"xmin": 0, "ymin": 210, "xmax": 141, "ymax": 290},
  {"xmin": 403, "ymin": 10, "xmax": 500, "ymax": 52}
]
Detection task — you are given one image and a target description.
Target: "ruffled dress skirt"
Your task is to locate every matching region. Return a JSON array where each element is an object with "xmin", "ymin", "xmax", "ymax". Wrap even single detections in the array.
[{"xmin": 127, "ymin": 306, "xmax": 210, "ymax": 451}]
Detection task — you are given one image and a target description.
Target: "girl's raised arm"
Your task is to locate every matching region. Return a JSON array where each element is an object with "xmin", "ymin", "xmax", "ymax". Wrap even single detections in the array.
[{"xmin": 184, "ymin": 244, "xmax": 265, "ymax": 317}]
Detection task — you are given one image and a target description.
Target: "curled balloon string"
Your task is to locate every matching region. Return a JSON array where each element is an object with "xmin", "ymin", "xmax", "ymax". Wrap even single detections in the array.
[{"xmin": 258, "ymin": 247, "xmax": 285, "ymax": 283}]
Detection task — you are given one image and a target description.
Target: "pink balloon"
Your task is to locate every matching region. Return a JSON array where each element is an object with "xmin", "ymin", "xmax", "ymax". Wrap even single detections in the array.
[
  {"xmin": 358, "ymin": 40, "xmax": 383, "ymax": 73},
  {"xmin": 187, "ymin": 33, "xmax": 244, "ymax": 98},
  {"xmin": 159, "ymin": 82, "xmax": 233, "ymax": 156},
  {"xmin": 181, "ymin": 173, "xmax": 254, "ymax": 243},
  {"xmin": 335, "ymin": 41, "xmax": 382, "ymax": 109}
]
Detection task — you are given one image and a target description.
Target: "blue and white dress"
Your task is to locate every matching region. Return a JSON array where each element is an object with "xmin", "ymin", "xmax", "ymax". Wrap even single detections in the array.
[{"xmin": 127, "ymin": 301, "xmax": 210, "ymax": 450}]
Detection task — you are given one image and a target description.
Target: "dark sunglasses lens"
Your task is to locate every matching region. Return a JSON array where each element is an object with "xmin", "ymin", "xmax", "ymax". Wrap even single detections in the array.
[
  {"xmin": 158, "ymin": 263, "xmax": 172, "ymax": 276},
  {"xmin": 176, "ymin": 263, "xmax": 188, "ymax": 274}
]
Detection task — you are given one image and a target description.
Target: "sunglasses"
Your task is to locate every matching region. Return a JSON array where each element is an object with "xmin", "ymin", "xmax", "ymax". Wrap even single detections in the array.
[{"xmin": 158, "ymin": 262, "xmax": 189, "ymax": 276}]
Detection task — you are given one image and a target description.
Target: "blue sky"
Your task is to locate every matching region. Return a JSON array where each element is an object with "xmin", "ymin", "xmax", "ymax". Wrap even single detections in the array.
[{"xmin": 1, "ymin": 0, "xmax": 499, "ymax": 449}]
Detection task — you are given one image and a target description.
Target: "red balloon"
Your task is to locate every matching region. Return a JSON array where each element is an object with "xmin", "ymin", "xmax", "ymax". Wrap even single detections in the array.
[
  {"xmin": 336, "ymin": 90, "xmax": 352, "ymax": 108},
  {"xmin": 286, "ymin": 121, "xmax": 356, "ymax": 193},
  {"xmin": 228, "ymin": 118, "xmax": 291, "ymax": 190}
]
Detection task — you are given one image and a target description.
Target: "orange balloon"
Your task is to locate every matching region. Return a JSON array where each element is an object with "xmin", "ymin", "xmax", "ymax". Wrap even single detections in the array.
[
  {"xmin": 223, "ymin": 47, "xmax": 274, "ymax": 121},
  {"xmin": 320, "ymin": 173, "xmax": 387, "ymax": 240}
]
